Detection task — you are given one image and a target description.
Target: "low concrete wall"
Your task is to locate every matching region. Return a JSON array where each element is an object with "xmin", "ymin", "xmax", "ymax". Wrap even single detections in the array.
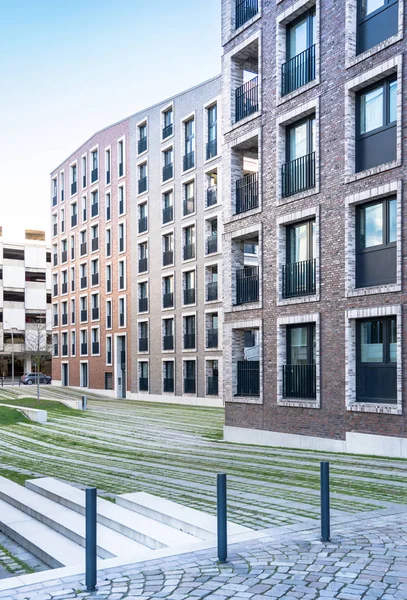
[{"xmin": 0, "ymin": 404, "xmax": 47, "ymax": 424}]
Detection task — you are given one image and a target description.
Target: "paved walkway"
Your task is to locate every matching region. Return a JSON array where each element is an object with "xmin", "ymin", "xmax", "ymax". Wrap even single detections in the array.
[{"xmin": 4, "ymin": 510, "xmax": 407, "ymax": 599}]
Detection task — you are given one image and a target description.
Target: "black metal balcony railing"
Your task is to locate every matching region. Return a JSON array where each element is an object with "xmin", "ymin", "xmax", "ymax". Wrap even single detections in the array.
[
  {"xmin": 71, "ymin": 308, "xmax": 76, "ymax": 323},
  {"xmin": 107, "ymin": 280, "xmax": 112, "ymax": 293},
  {"xmin": 83, "ymin": 174, "xmax": 86, "ymax": 188},
  {"xmin": 163, "ymin": 123, "xmax": 173, "ymax": 139},
  {"xmin": 71, "ymin": 214, "xmax": 77, "ymax": 228},
  {"xmin": 236, "ymin": 172, "xmax": 259, "ymax": 214},
  {"xmin": 184, "ymin": 378, "xmax": 196, "ymax": 394},
  {"xmin": 206, "ymin": 139, "xmax": 217, "ymax": 160},
  {"xmin": 235, "ymin": 76, "xmax": 259, "ymax": 122},
  {"xmin": 160, "ymin": 249, "xmax": 173, "ymax": 268},
  {"xmin": 207, "ymin": 376, "xmax": 219, "ymax": 396},
  {"xmin": 282, "ymin": 258, "xmax": 316, "ymax": 299},
  {"xmin": 80, "ymin": 311, "xmax": 87, "ymax": 324},
  {"xmin": 92, "ymin": 342, "xmax": 100, "ymax": 355},
  {"xmin": 207, "ymin": 282, "xmax": 218, "ymax": 302},
  {"xmin": 53, "ymin": 344, "xmax": 58, "ymax": 357},
  {"xmin": 138, "ymin": 137, "xmax": 147, "ymax": 154},
  {"xmin": 236, "ymin": 266, "xmax": 259, "ymax": 304},
  {"xmin": 62, "ymin": 314, "xmax": 68, "ymax": 326},
  {"xmin": 163, "ymin": 164, "xmax": 173, "ymax": 181},
  {"xmin": 183, "ymin": 243, "xmax": 195, "ymax": 261},
  {"xmin": 282, "ymin": 45, "xmax": 316, "ymax": 97},
  {"xmin": 184, "ymin": 333, "xmax": 196, "ymax": 349},
  {"xmin": 163, "ymin": 292, "xmax": 173, "ymax": 308},
  {"xmin": 80, "ymin": 243, "xmax": 87, "ymax": 256},
  {"xmin": 237, "ymin": 361, "xmax": 260, "ymax": 396},
  {"xmin": 119, "ymin": 199, "xmax": 124, "ymax": 215},
  {"xmin": 91, "ymin": 238, "xmax": 99, "ymax": 252},
  {"xmin": 91, "ymin": 203, "xmax": 98, "ymax": 218},
  {"xmin": 164, "ymin": 378, "xmax": 174, "ymax": 392},
  {"xmin": 119, "ymin": 275, "xmax": 124, "ymax": 290},
  {"xmin": 53, "ymin": 314, "xmax": 58, "ymax": 326},
  {"xmin": 138, "ymin": 176, "xmax": 148, "ymax": 194},
  {"xmin": 119, "ymin": 162, "xmax": 124, "ymax": 178},
  {"xmin": 71, "ymin": 181, "xmax": 77, "ymax": 196},
  {"xmin": 139, "ymin": 297, "xmax": 148, "ymax": 313},
  {"xmin": 207, "ymin": 235, "xmax": 218, "ymax": 255},
  {"xmin": 71, "ymin": 343, "xmax": 76, "ymax": 355},
  {"xmin": 283, "ymin": 364, "xmax": 316, "ymax": 399},
  {"xmin": 62, "ymin": 344, "xmax": 68, "ymax": 357},
  {"xmin": 61, "ymin": 282, "xmax": 68, "ymax": 295},
  {"xmin": 107, "ymin": 351, "xmax": 112, "ymax": 364},
  {"xmin": 183, "ymin": 198, "xmax": 195, "ymax": 216},
  {"xmin": 106, "ymin": 243, "xmax": 111, "ymax": 257},
  {"xmin": 119, "ymin": 313, "xmax": 125, "ymax": 327},
  {"xmin": 183, "ymin": 151, "xmax": 195, "ymax": 171},
  {"xmin": 106, "ymin": 170, "xmax": 111, "ymax": 185},
  {"xmin": 107, "ymin": 315, "xmax": 112, "ymax": 329},
  {"xmin": 91, "ymin": 168, "xmax": 98, "ymax": 183},
  {"xmin": 235, "ymin": 0, "xmax": 258, "ymax": 29},
  {"xmin": 139, "ymin": 338, "xmax": 148, "ymax": 352},
  {"xmin": 207, "ymin": 186, "xmax": 217, "ymax": 207},
  {"xmin": 92, "ymin": 308, "xmax": 99, "ymax": 321},
  {"xmin": 139, "ymin": 377, "xmax": 148, "ymax": 392},
  {"xmin": 61, "ymin": 250, "xmax": 67, "ymax": 263},
  {"xmin": 80, "ymin": 276, "xmax": 87, "ymax": 289},
  {"xmin": 52, "ymin": 195, "xmax": 57, "ymax": 207},
  {"xmin": 282, "ymin": 152, "xmax": 316, "ymax": 198},
  {"xmin": 119, "ymin": 238, "xmax": 124, "ymax": 253},
  {"xmin": 138, "ymin": 216, "xmax": 148, "ymax": 233},
  {"xmin": 162, "ymin": 206, "xmax": 173, "ymax": 224},
  {"xmin": 139, "ymin": 258, "xmax": 148, "ymax": 273},
  {"xmin": 207, "ymin": 329, "xmax": 218, "ymax": 348},
  {"xmin": 184, "ymin": 288, "xmax": 195, "ymax": 305},
  {"xmin": 81, "ymin": 343, "xmax": 88, "ymax": 355},
  {"xmin": 163, "ymin": 335, "xmax": 174, "ymax": 350}
]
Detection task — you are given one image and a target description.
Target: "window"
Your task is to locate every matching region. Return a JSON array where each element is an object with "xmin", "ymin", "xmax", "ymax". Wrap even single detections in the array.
[
  {"xmin": 162, "ymin": 191, "xmax": 173, "ymax": 224},
  {"xmin": 138, "ymin": 163, "xmax": 147, "ymax": 194},
  {"xmin": 356, "ymin": 77, "xmax": 397, "ymax": 172},
  {"xmin": 60, "ymin": 172, "xmax": 65, "ymax": 201},
  {"xmin": 52, "ymin": 274, "xmax": 58, "ymax": 297},
  {"xmin": 91, "ymin": 258, "xmax": 99, "ymax": 286},
  {"xmin": 357, "ymin": 0, "xmax": 399, "ymax": 54},
  {"xmin": 163, "ymin": 275, "xmax": 174, "ymax": 308},
  {"xmin": 138, "ymin": 282, "xmax": 148, "ymax": 313},
  {"xmin": 118, "ymin": 223, "xmax": 125, "ymax": 253},
  {"xmin": 80, "ymin": 263, "xmax": 87, "ymax": 289},
  {"xmin": 61, "ymin": 239, "xmax": 68, "ymax": 263},
  {"xmin": 71, "ymin": 266, "xmax": 75, "ymax": 292},
  {"xmin": 71, "ymin": 235, "xmax": 75, "ymax": 260},
  {"xmin": 53, "ymin": 334, "xmax": 59, "ymax": 357},
  {"xmin": 184, "ymin": 360, "xmax": 196, "ymax": 394},
  {"xmin": 183, "ymin": 181, "xmax": 195, "ymax": 216},
  {"xmin": 71, "ymin": 330, "xmax": 76, "ymax": 356},
  {"xmin": 91, "ymin": 328, "xmax": 100, "ymax": 355},
  {"xmin": 206, "ymin": 219, "xmax": 218, "ymax": 255},
  {"xmin": 71, "ymin": 202, "xmax": 78, "ymax": 228},
  {"xmin": 138, "ymin": 124, "xmax": 147, "ymax": 154},
  {"xmin": 138, "ymin": 321, "xmax": 148, "ymax": 352},
  {"xmin": 207, "ymin": 104, "xmax": 218, "ymax": 160},
  {"xmin": 207, "ymin": 313, "xmax": 219, "ymax": 348},
  {"xmin": 91, "ymin": 149, "xmax": 98, "ymax": 183},
  {"xmin": 80, "ymin": 230, "xmax": 87, "ymax": 256},
  {"xmin": 163, "ymin": 317, "xmax": 174, "ymax": 350},
  {"xmin": 105, "ymin": 149, "xmax": 111, "ymax": 185},
  {"xmin": 183, "ymin": 118, "xmax": 195, "ymax": 171},
  {"xmin": 80, "ymin": 362, "xmax": 88, "ymax": 388},
  {"xmin": 118, "ymin": 186, "xmax": 125, "ymax": 215},
  {"xmin": 139, "ymin": 362, "xmax": 149, "ymax": 391},
  {"xmin": 283, "ymin": 324, "xmax": 316, "ymax": 399},
  {"xmin": 356, "ymin": 317, "xmax": 396, "ymax": 402},
  {"xmin": 52, "ymin": 214, "xmax": 58, "ymax": 237},
  {"xmin": 61, "ymin": 270, "xmax": 68, "ymax": 295},
  {"xmin": 283, "ymin": 219, "xmax": 316, "ymax": 298},
  {"xmin": 106, "ymin": 300, "xmax": 112, "ymax": 330},
  {"xmin": 52, "ymin": 178, "xmax": 57, "ymax": 206},
  {"xmin": 80, "ymin": 329, "xmax": 88, "ymax": 356},
  {"xmin": 61, "ymin": 208, "xmax": 65, "ymax": 233},
  {"xmin": 184, "ymin": 270, "xmax": 195, "ymax": 305},
  {"xmin": 138, "ymin": 243, "xmax": 148, "ymax": 274},
  {"xmin": 106, "ymin": 264, "xmax": 112, "ymax": 294},
  {"xmin": 118, "ymin": 140, "xmax": 124, "ymax": 177},
  {"xmin": 106, "ymin": 336, "xmax": 112, "ymax": 365},
  {"xmin": 80, "ymin": 296, "xmax": 88, "ymax": 322},
  {"xmin": 71, "ymin": 164, "xmax": 77, "ymax": 195},
  {"xmin": 356, "ymin": 198, "xmax": 396, "ymax": 287},
  {"xmin": 163, "ymin": 361, "xmax": 174, "ymax": 392},
  {"xmin": 282, "ymin": 10, "xmax": 316, "ymax": 96},
  {"xmin": 91, "ymin": 191, "xmax": 98, "ymax": 218},
  {"xmin": 119, "ymin": 297, "xmax": 126, "ymax": 327},
  {"xmin": 163, "ymin": 148, "xmax": 173, "ymax": 181},
  {"xmin": 139, "ymin": 202, "xmax": 148, "ymax": 233},
  {"xmin": 71, "ymin": 298, "xmax": 76, "ymax": 325},
  {"xmin": 184, "ymin": 316, "xmax": 196, "ymax": 349},
  {"xmin": 105, "ymin": 228, "xmax": 111, "ymax": 257},
  {"xmin": 82, "ymin": 196, "xmax": 87, "ymax": 222},
  {"xmin": 282, "ymin": 116, "xmax": 316, "ymax": 197},
  {"xmin": 163, "ymin": 233, "xmax": 174, "ymax": 266},
  {"xmin": 53, "ymin": 303, "xmax": 58, "ymax": 327},
  {"xmin": 183, "ymin": 226, "xmax": 195, "ymax": 261},
  {"xmin": 163, "ymin": 108, "xmax": 173, "ymax": 139},
  {"xmin": 207, "ymin": 266, "xmax": 218, "ymax": 301},
  {"xmin": 119, "ymin": 260, "xmax": 125, "ymax": 290},
  {"xmin": 82, "ymin": 156, "xmax": 87, "ymax": 188},
  {"xmin": 235, "ymin": 0, "xmax": 259, "ymax": 29},
  {"xmin": 106, "ymin": 192, "xmax": 111, "ymax": 221},
  {"xmin": 91, "ymin": 224, "xmax": 99, "ymax": 252},
  {"xmin": 62, "ymin": 332, "xmax": 68, "ymax": 356}
]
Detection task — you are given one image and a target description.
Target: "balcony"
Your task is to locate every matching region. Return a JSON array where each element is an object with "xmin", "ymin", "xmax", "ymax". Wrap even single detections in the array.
[
  {"xmin": 92, "ymin": 307, "xmax": 99, "ymax": 320},
  {"xmin": 163, "ymin": 123, "xmax": 173, "ymax": 139},
  {"xmin": 235, "ymin": 0, "xmax": 258, "ymax": 29},
  {"xmin": 138, "ymin": 216, "xmax": 148, "ymax": 233},
  {"xmin": 236, "ymin": 173, "xmax": 258, "ymax": 214},
  {"xmin": 119, "ymin": 162, "xmax": 124, "ymax": 178},
  {"xmin": 139, "ymin": 377, "xmax": 148, "ymax": 392},
  {"xmin": 206, "ymin": 139, "xmax": 217, "ymax": 160},
  {"xmin": 163, "ymin": 335, "xmax": 174, "ymax": 350},
  {"xmin": 183, "ymin": 243, "xmax": 195, "ymax": 261},
  {"xmin": 92, "ymin": 342, "xmax": 100, "ymax": 355},
  {"xmin": 207, "ymin": 282, "xmax": 218, "ymax": 302},
  {"xmin": 207, "ymin": 329, "xmax": 218, "ymax": 349},
  {"xmin": 62, "ymin": 314, "xmax": 68, "ymax": 326},
  {"xmin": 236, "ymin": 266, "xmax": 259, "ymax": 304},
  {"xmin": 61, "ymin": 282, "xmax": 68, "ymax": 295},
  {"xmin": 184, "ymin": 333, "xmax": 196, "ymax": 350},
  {"xmin": 71, "ymin": 181, "xmax": 77, "ymax": 196},
  {"xmin": 282, "ymin": 259, "xmax": 316, "ymax": 299},
  {"xmin": 71, "ymin": 214, "xmax": 77, "ymax": 228},
  {"xmin": 91, "ymin": 168, "xmax": 98, "ymax": 183},
  {"xmin": 283, "ymin": 364, "xmax": 316, "ymax": 399},
  {"xmin": 162, "ymin": 206, "xmax": 173, "ymax": 224},
  {"xmin": 80, "ymin": 310, "xmax": 88, "ymax": 322},
  {"xmin": 235, "ymin": 77, "xmax": 259, "ymax": 122},
  {"xmin": 163, "ymin": 164, "xmax": 173, "ymax": 181},
  {"xmin": 80, "ymin": 243, "xmax": 87, "ymax": 256},
  {"xmin": 61, "ymin": 250, "xmax": 67, "ymax": 263},
  {"xmin": 80, "ymin": 276, "xmax": 87, "ymax": 289},
  {"xmin": 81, "ymin": 343, "xmax": 88, "ymax": 355},
  {"xmin": 183, "ymin": 151, "xmax": 195, "ymax": 172},
  {"xmin": 139, "ymin": 297, "xmax": 148, "ymax": 313},
  {"xmin": 139, "ymin": 258, "xmax": 148, "ymax": 273},
  {"xmin": 138, "ymin": 137, "xmax": 147, "ymax": 154},
  {"xmin": 282, "ymin": 152, "xmax": 315, "ymax": 198},
  {"xmin": 91, "ymin": 203, "xmax": 98, "ymax": 218},
  {"xmin": 184, "ymin": 288, "xmax": 195, "ymax": 305},
  {"xmin": 184, "ymin": 378, "xmax": 196, "ymax": 394},
  {"xmin": 138, "ymin": 176, "xmax": 147, "ymax": 194},
  {"xmin": 163, "ymin": 250, "xmax": 173, "ymax": 266},
  {"xmin": 237, "ymin": 361, "xmax": 259, "ymax": 396},
  {"xmin": 139, "ymin": 338, "xmax": 148, "ymax": 352},
  {"xmin": 163, "ymin": 378, "xmax": 174, "ymax": 392},
  {"xmin": 206, "ymin": 235, "xmax": 218, "ymax": 255},
  {"xmin": 206, "ymin": 186, "xmax": 217, "ymax": 207},
  {"xmin": 83, "ymin": 174, "xmax": 86, "ymax": 188},
  {"xmin": 207, "ymin": 376, "xmax": 219, "ymax": 396},
  {"xmin": 183, "ymin": 198, "xmax": 195, "ymax": 216},
  {"xmin": 163, "ymin": 292, "xmax": 173, "ymax": 309},
  {"xmin": 282, "ymin": 45, "xmax": 316, "ymax": 97},
  {"xmin": 91, "ymin": 238, "xmax": 99, "ymax": 252},
  {"xmin": 52, "ymin": 195, "xmax": 57, "ymax": 207}
]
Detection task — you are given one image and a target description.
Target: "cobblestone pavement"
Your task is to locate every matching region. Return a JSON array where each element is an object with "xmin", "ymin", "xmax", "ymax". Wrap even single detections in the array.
[
  {"xmin": 5, "ymin": 510, "xmax": 407, "ymax": 600},
  {"xmin": 0, "ymin": 533, "xmax": 47, "ymax": 579}
]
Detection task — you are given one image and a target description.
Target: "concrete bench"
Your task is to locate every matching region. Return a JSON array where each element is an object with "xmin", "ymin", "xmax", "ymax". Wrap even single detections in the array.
[
  {"xmin": 17, "ymin": 396, "xmax": 82, "ymax": 410},
  {"xmin": 0, "ymin": 404, "xmax": 47, "ymax": 423}
]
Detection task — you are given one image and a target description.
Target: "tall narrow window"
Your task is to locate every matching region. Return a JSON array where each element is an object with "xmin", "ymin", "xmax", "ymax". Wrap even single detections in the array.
[
  {"xmin": 283, "ymin": 323, "xmax": 316, "ymax": 399},
  {"xmin": 118, "ymin": 140, "xmax": 124, "ymax": 177},
  {"xmin": 138, "ymin": 124, "xmax": 147, "ymax": 154},
  {"xmin": 183, "ymin": 119, "xmax": 195, "ymax": 171},
  {"xmin": 91, "ymin": 150, "xmax": 98, "ymax": 182},
  {"xmin": 105, "ymin": 149, "xmax": 111, "ymax": 185},
  {"xmin": 207, "ymin": 104, "xmax": 218, "ymax": 159},
  {"xmin": 163, "ymin": 108, "xmax": 173, "ymax": 139},
  {"xmin": 283, "ymin": 219, "xmax": 316, "ymax": 298},
  {"xmin": 282, "ymin": 10, "xmax": 316, "ymax": 96},
  {"xmin": 282, "ymin": 116, "xmax": 316, "ymax": 197},
  {"xmin": 184, "ymin": 361, "xmax": 196, "ymax": 394},
  {"xmin": 163, "ymin": 148, "xmax": 173, "ymax": 181},
  {"xmin": 82, "ymin": 156, "xmax": 87, "ymax": 188}
]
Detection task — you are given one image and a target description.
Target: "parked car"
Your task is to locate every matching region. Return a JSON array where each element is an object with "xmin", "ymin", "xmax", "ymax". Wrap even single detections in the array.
[{"xmin": 20, "ymin": 373, "xmax": 52, "ymax": 385}]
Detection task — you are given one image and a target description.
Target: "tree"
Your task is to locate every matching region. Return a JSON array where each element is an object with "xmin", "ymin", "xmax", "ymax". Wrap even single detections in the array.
[{"xmin": 24, "ymin": 316, "xmax": 52, "ymax": 400}]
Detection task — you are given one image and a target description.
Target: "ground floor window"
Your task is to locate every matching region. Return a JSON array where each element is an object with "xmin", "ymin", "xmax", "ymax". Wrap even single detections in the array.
[{"xmin": 283, "ymin": 323, "xmax": 316, "ymax": 399}]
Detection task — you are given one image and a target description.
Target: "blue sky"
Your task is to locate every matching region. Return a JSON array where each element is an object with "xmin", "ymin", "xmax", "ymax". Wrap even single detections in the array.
[{"xmin": 0, "ymin": 0, "xmax": 221, "ymax": 242}]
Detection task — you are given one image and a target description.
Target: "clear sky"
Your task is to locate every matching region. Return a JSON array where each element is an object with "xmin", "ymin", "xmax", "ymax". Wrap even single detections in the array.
[{"xmin": 0, "ymin": 0, "xmax": 221, "ymax": 244}]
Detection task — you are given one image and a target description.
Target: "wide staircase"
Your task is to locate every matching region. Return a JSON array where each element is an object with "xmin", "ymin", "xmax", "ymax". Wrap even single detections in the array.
[{"xmin": 0, "ymin": 477, "xmax": 250, "ymax": 568}]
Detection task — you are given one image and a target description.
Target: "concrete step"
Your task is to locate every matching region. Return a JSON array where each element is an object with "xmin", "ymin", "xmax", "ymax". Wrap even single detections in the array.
[
  {"xmin": 0, "ymin": 499, "xmax": 85, "ymax": 568},
  {"xmin": 0, "ymin": 476, "xmax": 146, "ymax": 559},
  {"xmin": 26, "ymin": 477, "xmax": 202, "ymax": 550},
  {"xmin": 116, "ymin": 491, "xmax": 251, "ymax": 540}
]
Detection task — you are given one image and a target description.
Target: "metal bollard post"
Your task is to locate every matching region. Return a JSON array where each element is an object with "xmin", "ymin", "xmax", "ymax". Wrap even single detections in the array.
[
  {"xmin": 217, "ymin": 473, "xmax": 227, "ymax": 563},
  {"xmin": 82, "ymin": 395, "xmax": 87, "ymax": 410},
  {"xmin": 86, "ymin": 487, "xmax": 97, "ymax": 592},
  {"xmin": 320, "ymin": 462, "xmax": 330, "ymax": 542}
]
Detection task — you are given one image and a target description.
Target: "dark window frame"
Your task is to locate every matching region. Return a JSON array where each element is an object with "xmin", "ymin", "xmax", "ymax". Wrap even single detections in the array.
[
  {"xmin": 286, "ymin": 8, "xmax": 316, "ymax": 59},
  {"xmin": 358, "ymin": 0, "xmax": 398, "ymax": 24},
  {"xmin": 286, "ymin": 323, "xmax": 315, "ymax": 366},
  {"xmin": 286, "ymin": 115, "xmax": 315, "ymax": 162},
  {"xmin": 356, "ymin": 197, "xmax": 396, "ymax": 254},
  {"xmin": 356, "ymin": 75, "xmax": 397, "ymax": 141},
  {"xmin": 286, "ymin": 218, "xmax": 315, "ymax": 263}
]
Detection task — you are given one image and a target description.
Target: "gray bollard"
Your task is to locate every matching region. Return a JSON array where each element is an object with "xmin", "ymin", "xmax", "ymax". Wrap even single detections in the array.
[
  {"xmin": 321, "ymin": 462, "xmax": 330, "ymax": 542},
  {"xmin": 82, "ymin": 395, "xmax": 87, "ymax": 410},
  {"xmin": 86, "ymin": 487, "xmax": 97, "ymax": 592},
  {"xmin": 217, "ymin": 473, "xmax": 227, "ymax": 563}
]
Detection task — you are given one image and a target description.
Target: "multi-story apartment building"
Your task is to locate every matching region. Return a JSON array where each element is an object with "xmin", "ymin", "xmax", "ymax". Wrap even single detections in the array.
[
  {"xmin": 51, "ymin": 77, "xmax": 223, "ymax": 405},
  {"xmin": 222, "ymin": 0, "xmax": 407, "ymax": 456},
  {"xmin": 0, "ymin": 228, "xmax": 52, "ymax": 379}
]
